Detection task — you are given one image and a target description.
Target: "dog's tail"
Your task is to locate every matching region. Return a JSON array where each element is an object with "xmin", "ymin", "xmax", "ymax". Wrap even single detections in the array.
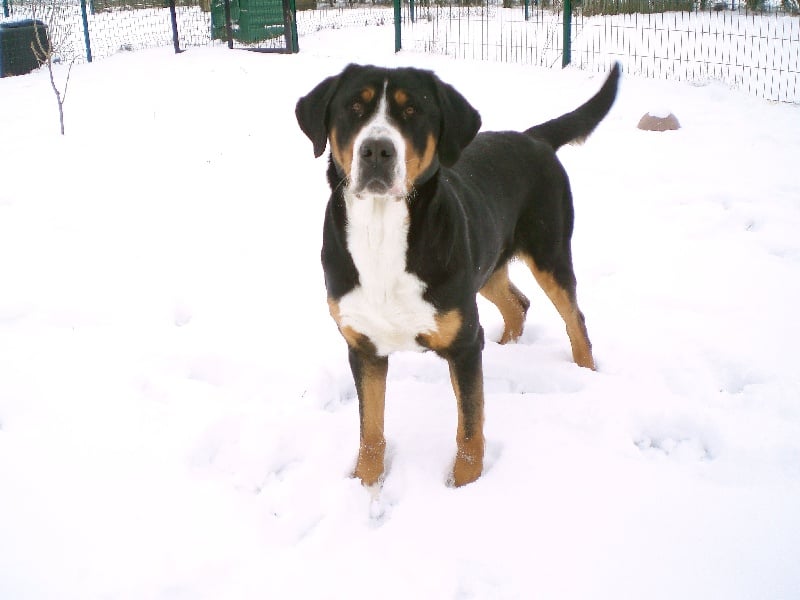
[{"xmin": 525, "ymin": 63, "xmax": 620, "ymax": 151}]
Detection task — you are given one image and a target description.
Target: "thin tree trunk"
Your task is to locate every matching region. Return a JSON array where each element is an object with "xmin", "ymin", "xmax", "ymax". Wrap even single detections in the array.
[{"xmin": 47, "ymin": 59, "xmax": 66, "ymax": 135}]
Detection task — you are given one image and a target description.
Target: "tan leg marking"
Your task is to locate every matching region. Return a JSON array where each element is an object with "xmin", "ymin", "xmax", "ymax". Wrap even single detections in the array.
[
  {"xmin": 520, "ymin": 256, "xmax": 596, "ymax": 370},
  {"xmin": 417, "ymin": 309, "xmax": 462, "ymax": 352},
  {"xmin": 329, "ymin": 298, "xmax": 387, "ymax": 485},
  {"xmin": 479, "ymin": 264, "xmax": 530, "ymax": 344},
  {"xmin": 353, "ymin": 356, "xmax": 388, "ymax": 486},
  {"xmin": 448, "ymin": 361, "xmax": 485, "ymax": 487}
]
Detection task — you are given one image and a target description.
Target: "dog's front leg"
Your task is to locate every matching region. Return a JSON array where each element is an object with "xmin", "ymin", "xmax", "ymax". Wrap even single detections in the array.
[
  {"xmin": 446, "ymin": 343, "xmax": 485, "ymax": 487},
  {"xmin": 349, "ymin": 348, "xmax": 389, "ymax": 486}
]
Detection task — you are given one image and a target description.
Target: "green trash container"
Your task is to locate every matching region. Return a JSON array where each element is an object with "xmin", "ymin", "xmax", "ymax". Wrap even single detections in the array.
[
  {"xmin": 210, "ymin": 0, "xmax": 285, "ymax": 43},
  {"xmin": 0, "ymin": 19, "xmax": 50, "ymax": 78}
]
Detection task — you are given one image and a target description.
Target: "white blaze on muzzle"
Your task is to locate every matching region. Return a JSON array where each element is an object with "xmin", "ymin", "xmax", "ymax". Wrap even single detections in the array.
[{"xmin": 349, "ymin": 82, "xmax": 408, "ymax": 198}]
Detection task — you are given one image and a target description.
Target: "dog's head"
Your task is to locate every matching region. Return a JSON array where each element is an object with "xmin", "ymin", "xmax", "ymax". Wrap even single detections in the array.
[{"xmin": 296, "ymin": 64, "xmax": 481, "ymax": 198}]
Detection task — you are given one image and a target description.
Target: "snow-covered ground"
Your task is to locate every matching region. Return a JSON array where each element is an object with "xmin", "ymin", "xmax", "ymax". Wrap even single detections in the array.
[{"xmin": 1, "ymin": 23, "xmax": 799, "ymax": 600}]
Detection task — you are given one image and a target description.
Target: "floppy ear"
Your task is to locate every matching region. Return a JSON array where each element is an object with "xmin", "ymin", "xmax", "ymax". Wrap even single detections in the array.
[
  {"xmin": 433, "ymin": 77, "xmax": 482, "ymax": 167},
  {"xmin": 295, "ymin": 73, "xmax": 341, "ymax": 158}
]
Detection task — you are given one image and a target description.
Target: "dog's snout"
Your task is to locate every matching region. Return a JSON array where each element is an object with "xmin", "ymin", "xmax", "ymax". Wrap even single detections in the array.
[
  {"xmin": 353, "ymin": 136, "xmax": 400, "ymax": 195},
  {"xmin": 360, "ymin": 137, "xmax": 396, "ymax": 165}
]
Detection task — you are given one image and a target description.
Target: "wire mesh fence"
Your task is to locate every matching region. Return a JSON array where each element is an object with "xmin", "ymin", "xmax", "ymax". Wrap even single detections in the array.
[
  {"xmin": 399, "ymin": 0, "xmax": 800, "ymax": 102},
  {"xmin": 0, "ymin": 0, "xmax": 399, "ymax": 68},
  {"xmin": 0, "ymin": 0, "xmax": 402, "ymax": 81},
  {"xmin": 401, "ymin": 2, "xmax": 567, "ymax": 66},
  {"xmin": 2, "ymin": 0, "xmax": 798, "ymax": 102},
  {"xmin": 0, "ymin": 0, "xmax": 297, "ymax": 71},
  {"xmin": 295, "ymin": 0, "xmax": 393, "ymax": 35},
  {"xmin": 571, "ymin": 5, "xmax": 799, "ymax": 101}
]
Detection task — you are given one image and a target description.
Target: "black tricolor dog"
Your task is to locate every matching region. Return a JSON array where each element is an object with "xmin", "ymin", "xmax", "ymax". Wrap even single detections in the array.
[{"xmin": 296, "ymin": 63, "xmax": 620, "ymax": 487}]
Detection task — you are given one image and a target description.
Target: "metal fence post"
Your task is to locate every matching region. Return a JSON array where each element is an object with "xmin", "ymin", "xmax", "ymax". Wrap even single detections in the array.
[
  {"xmin": 223, "ymin": 0, "xmax": 234, "ymax": 49},
  {"xmin": 562, "ymin": 0, "xmax": 571, "ymax": 67},
  {"xmin": 394, "ymin": 0, "xmax": 401, "ymax": 52},
  {"xmin": 2, "ymin": 0, "xmax": 10, "ymax": 19},
  {"xmin": 168, "ymin": 0, "xmax": 182, "ymax": 53},
  {"xmin": 79, "ymin": 0, "xmax": 93, "ymax": 62},
  {"xmin": 287, "ymin": 0, "xmax": 299, "ymax": 52},
  {"xmin": 524, "ymin": 0, "xmax": 529, "ymax": 21}
]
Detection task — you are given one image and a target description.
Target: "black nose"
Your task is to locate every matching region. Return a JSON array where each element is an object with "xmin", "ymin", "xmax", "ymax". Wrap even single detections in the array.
[{"xmin": 360, "ymin": 137, "xmax": 396, "ymax": 166}]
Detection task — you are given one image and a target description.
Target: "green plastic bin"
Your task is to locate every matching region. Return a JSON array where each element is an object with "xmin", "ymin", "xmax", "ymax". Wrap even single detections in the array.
[
  {"xmin": 211, "ymin": 0, "xmax": 285, "ymax": 43},
  {"xmin": 0, "ymin": 19, "xmax": 50, "ymax": 77}
]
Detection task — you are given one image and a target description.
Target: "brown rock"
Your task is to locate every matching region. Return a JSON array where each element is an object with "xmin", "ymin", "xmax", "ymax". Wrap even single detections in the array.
[{"xmin": 637, "ymin": 112, "xmax": 681, "ymax": 132}]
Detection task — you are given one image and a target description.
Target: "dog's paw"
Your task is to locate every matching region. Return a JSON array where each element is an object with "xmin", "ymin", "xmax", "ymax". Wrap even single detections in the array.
[
  {"xmin": 353, "ymin": 439, "xmax": 390, "ymax": 487},
  {"xmin": 450, "ymin": 452, "xmax": 484, "ymax": 488}
]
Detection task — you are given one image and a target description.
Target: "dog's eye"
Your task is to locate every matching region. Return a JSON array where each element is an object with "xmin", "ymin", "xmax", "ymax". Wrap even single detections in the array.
[
  {"xmin": 403, "ymin": 105, "xmax": 416, "ymax": 118},
  {"xmin": 352, "ymin": 101, "xmax": 364, "ymax": 117}
]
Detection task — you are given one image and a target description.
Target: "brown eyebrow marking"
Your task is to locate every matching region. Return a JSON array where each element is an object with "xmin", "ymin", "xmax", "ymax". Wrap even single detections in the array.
[
  {"xmin": 361, "ymin": 87, "xmax": 376, "ymax": 102},
  {"xmin": 394, "ymin": 89, "xmax": 408, "ymax": 106}
]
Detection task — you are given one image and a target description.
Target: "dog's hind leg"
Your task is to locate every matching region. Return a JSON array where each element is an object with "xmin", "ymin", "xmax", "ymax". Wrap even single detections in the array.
[
  {"xmin": 479, "ymin": 263, "xmax": 530, "ymax": 344},
  {"xmin": 520, "ymin": 254, "xmax": 596, "ymax": 370}
]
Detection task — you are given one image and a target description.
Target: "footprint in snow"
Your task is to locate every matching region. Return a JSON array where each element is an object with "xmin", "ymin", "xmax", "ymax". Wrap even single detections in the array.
[
  {"xmin": 367, "ymin": 483, "xmax": 394, "ymax": 527},
  {"xmin": 635, "ymin": 435, "xmax": 713, "ymax": 462},
  {"xmin": 173, "ymin": 304, "xmax": 192, "ymax": 327},
  {"xmin": 312, "ymin": 368, "xmax": 356, "ymax": 411}
]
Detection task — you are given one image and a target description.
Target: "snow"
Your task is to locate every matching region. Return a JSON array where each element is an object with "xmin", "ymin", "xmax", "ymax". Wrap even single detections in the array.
[{"xmin": 1, "ymin": 23, "xmax": 800, "ymax": 600}]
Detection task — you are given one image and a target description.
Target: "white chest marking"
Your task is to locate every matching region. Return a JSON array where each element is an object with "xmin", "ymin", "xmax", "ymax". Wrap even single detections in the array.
[{"xmin": 338, "ymin": 193, "xmax": 436, "ymax": 356}]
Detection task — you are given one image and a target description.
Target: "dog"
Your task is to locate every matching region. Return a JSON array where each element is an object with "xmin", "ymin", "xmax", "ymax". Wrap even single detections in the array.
[{"xmin": 296, "ymin": 63, "xmax": 619, "ymax": 487}]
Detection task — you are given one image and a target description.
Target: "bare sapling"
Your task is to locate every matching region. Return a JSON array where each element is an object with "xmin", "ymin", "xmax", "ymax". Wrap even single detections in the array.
[{"xmin": 30, "ymin": 1, "xmax": 77, "ymax": 135}]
